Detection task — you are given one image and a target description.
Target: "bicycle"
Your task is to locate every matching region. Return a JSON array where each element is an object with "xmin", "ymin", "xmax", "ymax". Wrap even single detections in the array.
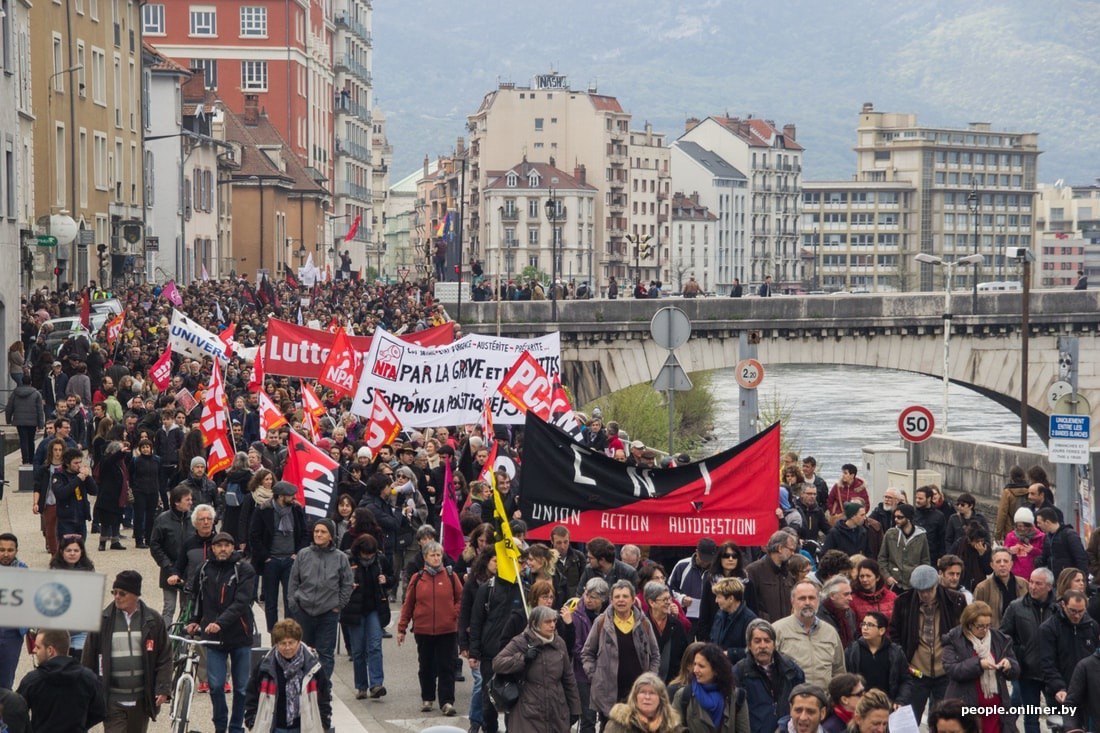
[{"xmin": 167, "ymin": 634, "xmax": 219, "ymax": 733}]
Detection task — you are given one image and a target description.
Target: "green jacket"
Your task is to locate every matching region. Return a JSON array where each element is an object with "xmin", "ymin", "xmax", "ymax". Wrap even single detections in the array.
[{"xmin": 878, "ymin": 525, "xmax": 930, "ymax": 589}]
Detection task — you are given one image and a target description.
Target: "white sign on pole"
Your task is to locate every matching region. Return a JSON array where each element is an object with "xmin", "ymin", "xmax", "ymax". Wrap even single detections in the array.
[
  {"xmin": 1049, "ymin": 414, "xmax": 1090, "ymax": 464},
  {"xmin": 0, "ymin": 569, "xmax": 107, "ymax": 631}
]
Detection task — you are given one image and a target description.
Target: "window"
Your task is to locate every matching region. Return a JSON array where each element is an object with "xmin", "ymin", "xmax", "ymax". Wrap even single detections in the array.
[
  {"xmin": 528, "ymin": 228, "xmax": 539, "ymax": 245},
  {"xmin": 190, "ymin": 7, "xmax": 217, "ymax": 36},
  {"xmin": 527, "ymin": 198, "xmax": 540, "ymax": 218},
  {"xmin": 78, "ymin": 130, "xmax": 88, "ymax": 208},
  {"xmin": 191, "ymin": 59, "xmax": 217, "ymax": 89},
  {"xmin": 0, "ymin": 0, "xmax": 9, "ymax": 72},
  {"xmin": 113, "ymin": 55, "xmax": 122, "ymax": 127},
  {"xmin": 240, "ymin": 6, "xmax": 267, "ymax": 36},
  {"xmin": 142, "ymin": 4, "xmax": 165, "ymax": 34},
  {"xmin": 76, "ymin": 42, "xmax": 87, "ymax": 97},
  {"xmin": 534, "ymin": 118, "xmax": 543, "ymax": 131},
  {"xmin": 3, "ymin": 139, "xmax": 13, "ymax": 219},
  {"xmin": 90, "ymin": 0, "xmax": 99, "ymax": 21},
  {"xmin": 93, "ymin": 132, "xmax": 108, "ymax": 190},
  {"xmin": 241, "ymin": 60, "xmax": 267, "ymax": 91},
  {"xmin": 91, "ymin": 48, "xmax": 106, "ymax": 104},
  {"xmin": 52, "ymin": 35, "xmax": 64, "ymax": 91},
  {"xmin": 55, "ymin": 125, "xmax": 65, "ymax": 206}
]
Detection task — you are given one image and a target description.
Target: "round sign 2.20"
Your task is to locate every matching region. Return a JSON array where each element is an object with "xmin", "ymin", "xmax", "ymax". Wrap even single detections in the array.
[
  {"xmin": 735, "ymin": 359, "xmax": 765, "ymax": 390},
  {"xmin": 898, "ymin": 405, "xmax": 935, "ymax": 442}
]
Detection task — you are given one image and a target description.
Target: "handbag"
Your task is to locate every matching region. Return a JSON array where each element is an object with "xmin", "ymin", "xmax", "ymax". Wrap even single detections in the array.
[{"xmin": 488, "ymin": 671, "xmax": 523, "ymax": 713}]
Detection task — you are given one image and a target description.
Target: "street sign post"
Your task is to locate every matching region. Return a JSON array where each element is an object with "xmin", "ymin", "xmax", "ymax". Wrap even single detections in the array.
[
  {"xmin": 649, "ymin": 307, "xmax": 692, "ymax": 456},
  {"xmin": 1049, "ymin": 413, "xmax": 1091, "ymax": 464},
  {"xmin": 898, "ymin": 405, "xmax": 935, "ymax": 443},
  {"xmin": 653, "ymin": 353, "xmax": 692, "ymax": 392},
  {"xmin": 35, "ymin": 235, "xmax": 57, "ymax": 247},
  {"xmin": 734, "ymin": 358, "xmax": 765, "ymax": 390}
]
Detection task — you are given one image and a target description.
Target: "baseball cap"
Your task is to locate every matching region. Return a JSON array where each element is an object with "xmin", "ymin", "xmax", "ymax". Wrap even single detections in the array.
[{"xmin": 696, "ymin": 538, "xmax": 718, "ymax": 562}]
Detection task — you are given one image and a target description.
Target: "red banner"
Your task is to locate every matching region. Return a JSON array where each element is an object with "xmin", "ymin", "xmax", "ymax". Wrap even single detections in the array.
[
  {"xmin": 150, "ymin": 346, "xmax": 173, "ymax": 391},
  {"xmin": 248, "ymin": 347, "xmax": 265, "ymax": 393},
  {"xmin": 364, "ymin": 390, "xmax": 403, "ymax": 452},
  {"xmin": 258, "ymin": 390, "xmax": 287, "ymax": 438},
  {"xmin": 283, "ymin": 430, "xmax": 341, "ymax": 520},
  {"xmin": 263, "ymin": 319, "xmax": 455, "ymax": 380},
  {"xmin": 498, "ymin": 352, "xmax": 570, "ymax": 422},
  {"xmin": 301, "ymin": 383, "xmax": 326, "ymax": 418},
  {"xmin": 318, "ymin": 329, "xmax": 360, "ymax": 396},
  {"xmin": 198, "ymin": 363, "xmax": 233, "ymax": 476},
  {"xmin": 105, "ymin": 313, "xmax": 125, "ymax": 344}
]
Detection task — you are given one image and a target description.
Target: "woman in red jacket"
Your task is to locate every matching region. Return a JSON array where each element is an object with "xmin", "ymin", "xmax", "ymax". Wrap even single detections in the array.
[{"xmin": 848, "ymin": 558, "xmax": 897, "ymax": 625}]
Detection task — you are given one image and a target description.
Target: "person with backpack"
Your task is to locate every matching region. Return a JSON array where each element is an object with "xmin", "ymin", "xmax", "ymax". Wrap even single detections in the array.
[
  {"xmin": 397, "ymin": 540, "xmax": 464, "ymax": 717},
  {"xmin": 671, "ymin": 642, "xmax": 750, "ymax": 733},
  {"xmin": 287, "ymin": 519, "xmax": 354, "ymax": 683}
]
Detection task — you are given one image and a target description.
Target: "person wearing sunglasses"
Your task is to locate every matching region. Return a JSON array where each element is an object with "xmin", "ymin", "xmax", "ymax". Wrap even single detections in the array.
[
  {"xmin": 844, "ymin": 611, "xmax": 912, "ymax": 709},
  {"xmin": 821, "ymin": 673, "xmax": 866, "ymax": 733}
]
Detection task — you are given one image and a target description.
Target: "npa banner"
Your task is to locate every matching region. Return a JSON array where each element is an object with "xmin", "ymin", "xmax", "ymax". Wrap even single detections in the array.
[
  {"xmin": 519, "ymin": 415, "xmax": 781, "ymax": 547},
  {"xmin": 350, "ymin": 328, "xmax": 561, "ymax": 426},
  {"xmin": 263, "ymin": 318, "xmax": 455, "ymax": 380}
]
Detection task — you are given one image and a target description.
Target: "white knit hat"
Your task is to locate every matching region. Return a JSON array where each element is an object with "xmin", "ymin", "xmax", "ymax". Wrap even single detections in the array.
[{"xmin": 1013, "ymin": 507, "xmax": 1035, "ymax": 525}]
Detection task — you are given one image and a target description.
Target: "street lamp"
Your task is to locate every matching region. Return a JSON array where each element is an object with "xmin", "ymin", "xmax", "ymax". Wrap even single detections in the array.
[
  {"xmin": 544, "ymin": 187, "xmax": 566, "ymax": 321},
  {"xmin": 916, "ymin": 252, "xmax": 983, "ymax": 433},
  {"xmin": 967, "ymin": 181, "xmax": 980, "ymax": 308}
]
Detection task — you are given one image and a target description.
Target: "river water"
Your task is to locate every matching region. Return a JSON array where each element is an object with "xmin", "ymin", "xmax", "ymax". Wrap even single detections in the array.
[{"xmin": 707, "ymin": 364, "xmax": 1044, "ymax": 479}]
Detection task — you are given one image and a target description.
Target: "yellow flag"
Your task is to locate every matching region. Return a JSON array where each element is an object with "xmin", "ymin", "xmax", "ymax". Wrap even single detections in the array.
[{"xmin": 490, "ymin": 471, "xmax": 521, "ymax": 583}]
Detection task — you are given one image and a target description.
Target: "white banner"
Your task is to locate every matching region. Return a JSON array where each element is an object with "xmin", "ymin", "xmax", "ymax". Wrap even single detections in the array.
[
  {"xmin": 350, "ymin": 328, "xmax": 561, "ymax": 426},
  {"xmin": 168, "ymin": 309, "xmax": 257, "ymax": 364},
  {"xmin": 0, "ymin": 569, "xmax": 107, "ymax": 631}
]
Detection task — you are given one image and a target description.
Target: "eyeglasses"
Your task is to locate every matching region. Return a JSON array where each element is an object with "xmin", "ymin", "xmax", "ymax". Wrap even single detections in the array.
[
  {"xmin": 893, "ymin": 515, "xmax": 906, "ymax": 521},
  {"xmin": 849, "ymin": 689, "xmax": 865, "ymax": 697},
  {"xmin": 859, "ymin": 621, "xmax": 881, "ymax": 628},
  {"xmin": 971, "ymin": 623, "xmax": 991, "ymax": 630},
  {"xmin": 721, "ymin": 553, "xmax": 738, "ymax": 560},
  {"xmin": 654, "ymin": 596, "xmax": 672, "ymax": 604},
  {"xmin": 110, "ymin": 589, "xmax": 131, "ymax": 597}
]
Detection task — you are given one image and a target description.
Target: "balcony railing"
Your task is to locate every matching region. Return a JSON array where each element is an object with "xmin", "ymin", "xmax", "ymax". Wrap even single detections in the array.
[
  {"xmin": 334, "ymin": 12, "xmax": 372, "ymax": 46},
  {"xmin": 335, "ymin": 180, "xmax": 372, "ymax": 202},
  {"xmin": 334, "ymin": 95, "xmax": 372, "ymax": 124},
  {"xmin": 334, "ymin": 54, "xmax": 371, "ymax": 86},
  {"xmin": 501, "ymin": 209, "xmax": 519, "ymax": 221},
  {"xmin": 334, "ymin": 137, "xmax": 371, "ymax": 162}
]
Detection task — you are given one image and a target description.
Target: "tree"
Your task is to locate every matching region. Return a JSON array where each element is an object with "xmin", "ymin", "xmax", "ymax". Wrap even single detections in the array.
[{"xmin": 520, "ymin": 265, "xmax": 548, "ymax": 284}]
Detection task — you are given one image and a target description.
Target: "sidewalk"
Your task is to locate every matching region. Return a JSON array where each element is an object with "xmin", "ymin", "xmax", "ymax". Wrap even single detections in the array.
[{"xmin": 1, "ymin": 443, "xmax": 368, "ymax": 732}]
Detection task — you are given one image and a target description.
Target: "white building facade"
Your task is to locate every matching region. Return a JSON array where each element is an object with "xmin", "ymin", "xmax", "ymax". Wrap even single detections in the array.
[
  {"xmin": 668, "ymin": 194, "xmax": 718, "ymax": 293},
  {"xmin": 332, "ymin": 0, "xmax": 373, "ymax": 271}
]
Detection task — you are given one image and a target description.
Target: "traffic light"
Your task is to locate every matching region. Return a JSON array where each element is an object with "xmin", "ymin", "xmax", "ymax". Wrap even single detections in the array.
[{"xmin": 53, "ymin": 266, "xmax": 61, "ymax": 276}]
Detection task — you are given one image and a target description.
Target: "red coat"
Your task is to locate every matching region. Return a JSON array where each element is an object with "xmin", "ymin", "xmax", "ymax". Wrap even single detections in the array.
[
  {"xmin": 827, "ymin": 478, "xmax": 870, "ymax": 519},
  {"xmin": 398, "ymin": 566, "xmax": 463, "ymax": 636},
  {"xmin": 849, "ymin": 582, "xmax": 898, "ymax": 625}
]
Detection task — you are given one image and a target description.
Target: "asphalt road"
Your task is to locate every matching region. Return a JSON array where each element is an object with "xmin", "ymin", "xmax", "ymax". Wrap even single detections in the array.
[{"xmin": 1, "ymin": 446, "xmax": 482, "ymax": 733}]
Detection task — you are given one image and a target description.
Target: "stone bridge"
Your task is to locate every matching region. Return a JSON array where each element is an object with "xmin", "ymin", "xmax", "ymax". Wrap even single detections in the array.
[{"xmin": 460, "ymin": 291, "xmax": 1100, "ymax": 443}]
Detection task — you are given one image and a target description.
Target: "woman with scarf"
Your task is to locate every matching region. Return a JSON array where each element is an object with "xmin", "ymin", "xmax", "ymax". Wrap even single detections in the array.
[
  {"xmin": 342, "ymin": 533, "xmax": 394, "ymax": 700},
  {"xmin": 1003, "ymin": 507, "xmax": 1045, "ymax": 580},
  {"xmin": 942, "ymin": 600, "xmax": 1020, "ymax": 733},
  {"xmin": 696, "ymin": 542, "xmax": 749, "ymax": 642},
  {"xmin": 848, "ymin": 558, "xmax": 897, "ymax": 624},
  {"xmin": 821, "ymin": 673, "xmax": 865, "ymax": 732},
  {"xmin": 94, "ymin": 440, "xmax": 131, "ymax": 551},
  {"xmin": 245, "ymin": 618, "xmax": 332, "ymax": 733},
  {"xmin": 493, "ymin": 604, "xmax": 581, "ymax": 733},
  {"xmin": 671, "ymin": 642, "xmax": 749, "ymax": 733},
  {"xmin": 238, "ymin": 468, "xmax": 274, "ymax": 554},
  {"xmin": 604, "ymin": 672, "xmax": 680, "ymax": 733}
]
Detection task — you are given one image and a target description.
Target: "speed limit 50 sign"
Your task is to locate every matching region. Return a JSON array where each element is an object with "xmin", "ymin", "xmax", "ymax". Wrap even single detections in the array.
[{"xmin": 898, "ymin": 405, "xmax": 935, "ymax": 442}]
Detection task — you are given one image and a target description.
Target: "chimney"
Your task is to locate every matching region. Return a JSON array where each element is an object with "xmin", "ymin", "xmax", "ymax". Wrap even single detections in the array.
[
  {"xmin": 548, "ymin": 155, "xmax": 556, "ymax": 168},
  {"xmin": 423, "ymin": 154, "xmax": 429, "ymax": 179},
  {"xmin": 862, "ymin": 102, "xmax": 875, "ymax": 113},
  {"xmin": 574, "ymin": 164, "xmax": 586, "ymax": 185},
  {"xmin": 243, "ymin": 94, "xmax": 260, "ymax": 125},
  {"xmin": 456, "ymin": 137, "xmax": 465, "ymax": 154},
  {"xmin": 685, "ymin": 117, "xmax": 701, "ymax": 133},
  {"xmin": 783, "ymin": 124, "xmax": 797, "ymax": 141},
  {"xmin": 182, "ymin": 71, "xmax": 206, "ymax": 103}
]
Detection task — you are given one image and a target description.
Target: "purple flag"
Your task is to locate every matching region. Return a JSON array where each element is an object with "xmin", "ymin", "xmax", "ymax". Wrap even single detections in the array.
[{"xmin": 162, "ymin": 280, "xmax": 183, "ymax": 307}]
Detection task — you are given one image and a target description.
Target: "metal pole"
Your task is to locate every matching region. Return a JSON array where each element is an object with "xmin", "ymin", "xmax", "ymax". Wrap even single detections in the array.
[
  {"xmin": 738, "ymin": 332, "xmax": 760, "ymax": 442},
  {"xmin": 667, "ymin": 387, "xmax": 675, "ymax": 457},
  {"xmin": 943, "ymin": 262, "xmax": 953, "ymax": 434},
  {"xmin": 1020, "ymin": 258, "xmax": 1030, "ymax": 446},
  {"xmin": 970, "ymin": 184, "xmax": 979, "ymax": 311},
  {"xmin": 815, "ymin": 226, "xmax": 821, "ymax": 291},
  {"xmin": 456, "ymin": 156, "xmax": 466, "ymax": 324},
  {"xmin": 1055, "ymin": 336, "xmax": 1080, "ymax": 525}
]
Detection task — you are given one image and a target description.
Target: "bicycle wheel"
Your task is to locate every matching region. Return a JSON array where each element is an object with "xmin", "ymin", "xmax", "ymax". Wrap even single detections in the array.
[{"xmin": 171, "ymin": 676, "xmax": 193, "ymax": 733}]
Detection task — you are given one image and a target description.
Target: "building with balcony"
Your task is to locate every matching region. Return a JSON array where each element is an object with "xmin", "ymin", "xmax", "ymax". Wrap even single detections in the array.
[
  {"xmin": 466, "ymin": 72, "xmax": 631, "ymax": 292},
  {"xmin": 628, "ymin": 123, "xmax": 671, "ymax": 285},
  {"xmin": 668, "ymin": 194, "xmax": 717, "ymax": 294},
  {"xmin": 370, "ymin": 106, "xmax": 391, "ymax": 278},
  {"xmin": 223, "ymin": 96, "xmax": 328, "ymax": 279},
  {"xmin": 32, "ymin": 0, "xmax": 145, "ymax": 289},
  {"xmin": 1036, "ymin": 182, "xmax": 1099, "ymax": 288},
  {"xmin": 331, "ymin": 0, "xmax": 373, "ymax": 272},
  {"xmin": 669, "ymin": 141, "xmax": 748, "ymax": 293},
  {"xmin": 147, "ymin": 1, "xmax": 336, "ymax": 197},
  {"xmin": 679, "ymin": 115, "xmax": 804, "ymax": 291},
  {"xmin": 2, "ymin": 0, "xmax": 32, "ymax": 373},
  {"xmin": 483, "ymin": 159, "xmax": 597, "ymax": 286}
]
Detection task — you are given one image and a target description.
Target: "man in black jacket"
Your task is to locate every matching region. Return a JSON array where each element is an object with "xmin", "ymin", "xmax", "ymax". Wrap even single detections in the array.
[
  {"xmin": 1035, "ymin": 507, "xmax": 1090, "ymax": 578},
  {"xmin": 1038, "ymin": 590, "xmax": 1099, "ymax": 709},
  {"xmin": 1000, "ymin": 567, "xmax": 1056, "ymax": 733},
  {"xmin": 83, "ymin": 571, "xmax": 172, "ymax": 732},
  {"xmin": 913, "ymin": 486, "xmax": 947, "ymax": 563},
  {"xmin": 575, "ymin": 537, "xmax": 639, "ymax": 598},
  {"xmin": 469, "ymin": 575, "xmax": 523, "ymax": 733},
  {"xmin": 18, "ymin": 629, "xmax": 106, "ymax": 732},
  {"xmin": 732, "ymin": 619, "xmax": 806, "ymax": 733},
  {"xmin": 888, "ymin": 564, "xmax": 967, "ymax": 723},
  {"xmin": 249, "ymin": 481, "xmax": 308, "ymax": 633},
  {"xmin": 1065, "ymin": 648, "xmax": 1100, "ymax": 733},
  {"xmin": 149, "ymin": 485, "xmax": 195, "ymax": 622},
  {"xmin": 187, "ymin": 533, "xmax": 257, "ymax": 733}
]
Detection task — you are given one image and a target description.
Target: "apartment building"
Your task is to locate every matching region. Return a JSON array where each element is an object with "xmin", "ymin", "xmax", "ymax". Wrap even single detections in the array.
[
  {"xmin": 2, "ymin": 0, "xmax": 32, "ymax": 376},
  {"xmin": 332, "ymin": 0, "xmax": 373, "ymax": 271},
  {"xmin": 483, "ymin": 160, "xmax": 597, "ymax": 286},
  {"xmin": 668, "ymin": 194, "xmax": 717, "ymax": 294},
  {"xmin": 679, "ymin": 115, "xmax": 803, "ymax": 291},
  {"xmin": 370, "ymin": 106, "xmax": 391, "ymax": 278},
  {"xmin": 1036, "ymin": 182, "xmax": 1099, "ymax": 288},
  {"xmin": 627, "ymin": 123, "xmax": 671, "ymax": 285},
  {"xmin": 467, "ymin": 72, "xmax": 631, "ymax": 291},
  {"xmin": 32, "ymin": 0, "xmax": 146, "ymax": 288},
  {"xmin": 669, "ymin": 141, "xmax": 748, "ymax": 293},
  {"xmin": 853, "ymin": 103, "xmax": 1040, "ymax": 292}
]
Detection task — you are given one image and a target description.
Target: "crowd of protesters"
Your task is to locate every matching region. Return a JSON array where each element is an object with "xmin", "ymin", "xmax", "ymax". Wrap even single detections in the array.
[{"xmin": 4, "ymin": 274, "xmax": 1100, "ymax": 733}]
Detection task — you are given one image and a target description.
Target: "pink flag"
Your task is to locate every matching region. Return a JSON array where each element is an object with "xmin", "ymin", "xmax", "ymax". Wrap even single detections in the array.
[
  {"xmin": 162, "ymin": 280, "xmax": 183, "ymax": 307},
  {"xmin": 441, "ymin": 458, "xmax": 465, "ymax": 561}
]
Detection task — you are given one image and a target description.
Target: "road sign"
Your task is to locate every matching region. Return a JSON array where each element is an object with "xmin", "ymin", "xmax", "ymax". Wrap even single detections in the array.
[
  {"xmin": 398, "ymin": 267, "xmax": 410, "ymax": 281},
  {"xmin": 1047, "ymin": 380, "xmax": 1072, "ymax": 410},
  {"xmin": 735, "ymin": 358, "xmax": 765, "ymax": 390},
  {"xmin": 145, "ymin": 236, "xmax": 159, "ymax": 252},
  {"xmin": 653, "ymin": 353, "xmax": 692, "ymax": 392},
  {"xmin": 1049, "ymin": 413, "xmax": 1091, "ymax": 464},
  {"xmin": 35, "ymin": 235, "xmax": 57, "ymax": 247},
  {"xmin": 0, "ymin": 568, "xmax": 106, "ymax": 631},
  {"xmin": 898, "ymin": 405, "xmax": 935, "ymax": 442},
  {"xmin": 650, "ymin": 306, "xmax": 691, "ymax": 350}
]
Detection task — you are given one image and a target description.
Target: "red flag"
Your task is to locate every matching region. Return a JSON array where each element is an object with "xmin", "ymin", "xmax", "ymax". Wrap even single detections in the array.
[
  {"xmin": 150, "ymin": 346, "xmax": 173, "ymax": 391},
  {"xmin": 364, "ymin": 390, "xmax": 403, "ymax": 453},
  {"xmin": 258, "ymin": 390, "xmax": 287, "ymax": 438},
  {"xmin": 498, "ymin": 352, "xmax": 558, "ymax": 421},
  {"xmin": 248, "ymin": 347, "xmax": 265, "ymax": 393},
  {"xmin": 326, "ymin": 316, "xmax": 340, "ymax": 333},
  {"xmin": 301, "ymin": 383, "xmax": 326, "ymax": 418},
  {"xmin": 217, "ymin": 323, "xmax": 236, "ymax": 359},
  {"xmin": 318, "ymin": 328, "xmax": 360, "ymax": 397},
  {"xmin": 79, "ymin": 290, "xmax": 91, "ymax": 330},
  {"xmin": 198, "ymin": 362, "xmax": 233, "ymax": 476},
  {"xmin": 478, "ymin": 441, "xmax": 499, "ymax": 485},
  {"xmin": 344, "ymin": 214, "xmax": 362, "ymax": 243},
  {"xmin": 441, "ymin": 459, "xmax": 465, "ymax": 560},
  {"xmin": 105, "ymin": 313, "xmax": 125, "ymax": 344},
  {"xmin": 283, "ymin": 430, "xmax": 341, "ymax": 520},
  {"xmin": 285, "ymin": 270, "xmax": 300, "ymax": 289}
]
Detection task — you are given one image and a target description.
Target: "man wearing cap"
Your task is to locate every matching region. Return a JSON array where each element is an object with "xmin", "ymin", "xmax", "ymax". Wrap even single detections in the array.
[
  {"xmin": 178, "ymin": 456, "xmax": 217, "ymax": 508},
  {"xmin": 625, "ymin": 439, "xmax": 645, "ymax": 467},
  {"xmin": 83, "ymin": 571, "xmax": 172, "ymax": 732},
  {"xmin": 248, "ymin": 481, "xmax": 308, "ymax": 633},
  {"xmin": 878, "ymin": 503, "xmax": 930, "ymax": 591},
  {"xmin": 888, "ymin": 564, "xmax": 967, "ymax": 723},
  {"xmin": 187, "ymin": 533, "xmax": 256, "ymax": 733},
  {"xmin": 786, "ymin": 683, "xmax": 830, "ymax": 733},
  {"xmin": 669, "ymin": 538, "xmax": 715, "ymax": 636},
  {"xmin": 822, "ymin": 501, "xmax": 871, "ymax": 556},
  {"xmin": 288, "ymin": 518, "xmax": 354, "ymax": 680},
  {"xmin": 44, "ymin": 360, "xmax": 69, "ymax": 418}
]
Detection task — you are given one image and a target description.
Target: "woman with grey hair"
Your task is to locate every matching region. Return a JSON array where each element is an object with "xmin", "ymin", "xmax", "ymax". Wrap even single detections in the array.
[
  {"xmin": 493, "ymin": 604, "xmax": 582, "ymax": 733},
  {"xmin": 569, "ymin": 577, "xmax": 609, "ymax": 733},
  {"xmin": 643, "ymin": 581, "xmax": 691, "ymax": 684},
  {"xmin": 582, "ymin": 579, "xmax": 661, "ymax": 725},
  {"xmin": 93, "ymin": 439, "xmax": 131, "ymax": 550}
]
